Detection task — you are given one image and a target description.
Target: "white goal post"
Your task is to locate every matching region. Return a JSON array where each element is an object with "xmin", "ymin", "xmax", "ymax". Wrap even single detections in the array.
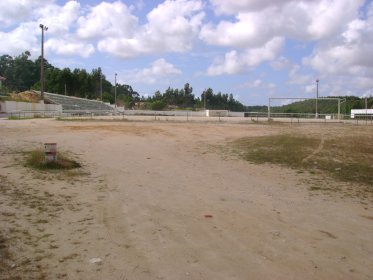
[{"xmin": 268, "ymin": 97, "xmax": 345, "ymax": 120}]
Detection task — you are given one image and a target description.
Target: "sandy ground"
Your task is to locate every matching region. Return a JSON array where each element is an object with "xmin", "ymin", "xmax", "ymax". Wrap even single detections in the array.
[{"xmin": 0, "ymin": 118, "xmax": 372, "ymax": 280}]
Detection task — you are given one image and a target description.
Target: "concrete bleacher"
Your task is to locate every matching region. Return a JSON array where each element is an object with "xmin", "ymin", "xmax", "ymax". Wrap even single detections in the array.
[{"xmin": 40, "ymin": 91, "xmax": 113, "ymax": 112}]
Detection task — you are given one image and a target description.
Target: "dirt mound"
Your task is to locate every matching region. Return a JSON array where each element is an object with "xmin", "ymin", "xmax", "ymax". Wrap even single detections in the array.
[{"xmin": 10, "ymin": 91, "xmax": 40, "ymax": 102}]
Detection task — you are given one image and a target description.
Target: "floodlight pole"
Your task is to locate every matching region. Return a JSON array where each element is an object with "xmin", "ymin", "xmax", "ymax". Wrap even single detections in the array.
[
  {"xmin": 114, "ymin": 73, "xmax": 117, "ymax": 114},
  {"xmin": 100, "ymin": 73, "xmax": 103, "ymax": 101},
  {"xmin": 315, "ymin": 79, "xmax": 319, "ymax": 119},
  {"xmin": 204, "ymin": 92, "xmax": 206, "ymax": 110},
  {"xmin": 40, "ymin": 24, "xmax": 48, "ymax": 101}
]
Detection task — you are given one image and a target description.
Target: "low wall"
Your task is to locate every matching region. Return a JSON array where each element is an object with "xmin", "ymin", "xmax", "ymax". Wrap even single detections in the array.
[
  {"xmin": 0, "ymin": 100, "xmax": 62, "ymax": 113},
  {"xmin": 206, "ymin": 110, "xmax": 229, "ymax": 117},
  {"xmin": 122, "ymin": 110, "xmax": 206, "ymax": 117}
]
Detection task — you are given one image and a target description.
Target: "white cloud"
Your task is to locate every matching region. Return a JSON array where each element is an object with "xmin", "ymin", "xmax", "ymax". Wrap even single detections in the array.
[
  {"xmin": 45, "ymin": 38, "xmax": 94, "ymax": 58},
  {"xmin": 288, "ymin": 65, "xmax": 312, "ymax": 85},
  {"xmin": 207, "ymin": 50, "xmax": 241, "ymax": 76},
  {"xmin": 36, "ymin": 1, "xmax": 81, "ymax": 35},
  {"xmin": 97, "ymin": 0, "xmax": 205, "ymax": 58},
  {"xmin": 202, "ymin": 0, "xmax": 364, "ymax": 49},
  {"xmin": 77, "ymin": 1, "xmax": 137, "ymax": 39},
  {"xmin": 252, "ymin": 79, "xmax": 262, "ymax": 88},
  {"xmin": 209, "ymin": 0, "xmax": 294, "ymax": 14},
  {"xmin": 0, "ymin": 1, "xmax": 84, "ymax": 57},
  {"xmin": 303, "ymin": 2, "xmax": 373, "ymax": 82},
  {"xmin": 200, "ymin": 13, "xmax": 269, "ymax": 48},
  {"xmin": 342, "ymin": 19, "xmax": 366, "ymax": 43},
  {"xmin": 271, "ymin": 56, "xmax": 293, "ymax": 70},
  {"xmin": 132, "ymin": 59, "xmax": 182, "ymax": 84},
  {"xmin": 0, "ymin": 23, "xmax": 39, "ymax": 56},
  {"xmin": 239, "ymin": 79, "xmax": 277, "ymax": 89},
  {"xmin": 0, "ymin": 0, "xmax": 51, "ymax": 27},
  {"xmin": 355, "ymin": 77, "xmax": 373, "ymax": 89},
  {"xmin": 305, "ymin": 84, "xmax": 316, "ymax": 94},
  {"xmin": 207, "ymin": 37, "xmax": 284, "ymax": 75}
]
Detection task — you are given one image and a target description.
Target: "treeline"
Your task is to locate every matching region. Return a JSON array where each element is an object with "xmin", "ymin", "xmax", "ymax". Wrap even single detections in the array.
[
  {"xmin": 144, "ymin": 85, "xmax": 246, "ymax": 111},
  {"xmin": 0, "ymin": 51, "xmax": 140, "ymax": 108},
  {"xmin": 0, "ymin": 51, "xmax": 247, "ymax": 111}
]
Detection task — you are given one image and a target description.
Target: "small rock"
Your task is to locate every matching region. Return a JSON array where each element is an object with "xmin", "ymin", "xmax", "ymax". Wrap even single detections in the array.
[{"xmin": 89, "ymin": 258, "xmax": 102, "ymax": 264}]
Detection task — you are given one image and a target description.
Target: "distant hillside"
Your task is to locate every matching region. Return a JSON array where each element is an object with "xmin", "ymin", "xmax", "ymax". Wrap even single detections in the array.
[
  {"xmin": 247, "ymin": 96, "xmax": 373, "ymax": 114},
  {"xmin": 246, "ymin": 105, "xmax": 267, "ymax": 112}
]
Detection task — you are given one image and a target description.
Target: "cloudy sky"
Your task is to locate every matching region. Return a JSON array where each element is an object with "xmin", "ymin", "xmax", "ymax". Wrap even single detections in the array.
[{"xmin": 0, "ymin": 0, "xmax": 372, "ymax": 105}]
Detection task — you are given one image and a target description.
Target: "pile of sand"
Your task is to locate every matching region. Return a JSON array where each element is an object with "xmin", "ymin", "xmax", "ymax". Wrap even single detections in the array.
[{"xmin": 10, "ymin": 90, "xmax": 40, "ymax": 102}]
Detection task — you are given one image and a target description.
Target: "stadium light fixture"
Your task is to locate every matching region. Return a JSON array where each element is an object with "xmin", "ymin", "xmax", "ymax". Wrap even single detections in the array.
[{"xmin": 39, "ymin": 24, "xmax": 48, "ymax": 101}]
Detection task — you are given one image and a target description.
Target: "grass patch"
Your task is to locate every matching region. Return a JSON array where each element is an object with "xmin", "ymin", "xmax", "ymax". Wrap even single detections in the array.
[
  {"xmin": 233, "ymin": 134, "xmax": 319, "ymax": 168},
  {"xmin": 25, "ymin": 149, "xmax": 81, "ymax": 170},
  {"xmin": 8, "ymin": 115, "xmax": 34, "ymax": 120},
  {"xmin": 231, "ymin": 134, "xmax": 373, "ymax": 189},
  {"xmin": 57, "ymin": 117, "xmax": 126, "ymax": 122},
  {"xmin": 8, "ymin": 115, "xmax": 51, "ymax": 120}
]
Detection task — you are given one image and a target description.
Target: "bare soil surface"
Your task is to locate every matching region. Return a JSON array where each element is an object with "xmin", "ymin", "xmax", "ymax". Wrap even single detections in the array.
[{"xmin": 0, "ymin": 118, "xmax": 372, "ymax": 280}]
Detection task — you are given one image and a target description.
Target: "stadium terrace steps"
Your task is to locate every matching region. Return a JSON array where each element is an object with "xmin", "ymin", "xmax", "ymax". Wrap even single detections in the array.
[{"xmin": 41, "ymin": 91, "xmax": 113, "ymax": 112}]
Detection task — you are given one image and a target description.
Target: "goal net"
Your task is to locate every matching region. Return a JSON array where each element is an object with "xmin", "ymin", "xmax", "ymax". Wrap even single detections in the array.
[{"xmin": 268, "ymin": 97, "xmax": 344, "ymax": 120}]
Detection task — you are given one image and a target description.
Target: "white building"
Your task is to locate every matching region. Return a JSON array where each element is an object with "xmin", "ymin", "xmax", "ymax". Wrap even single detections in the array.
[{"xmin": 351, "ymin": 109, "xmax": 373, "ymax": 119}]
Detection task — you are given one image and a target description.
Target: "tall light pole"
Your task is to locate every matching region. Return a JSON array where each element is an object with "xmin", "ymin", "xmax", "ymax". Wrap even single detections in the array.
[
  {"xmin": 114, "ymin": 73, "xmax": 117, "ymax": 114},
  {"xmin": 315, "ymin": 79, "xmax": 319, "ymax": 118},
  {"xmin": 39, "ymin": 24, "xmax": 48, "ymax": 101},
  {"xmin": 204, "ymin": 91, "xmax": 206, "ymax": 110},
  {"xmin": 100, "ymin": 73, "xmax": 103, "ymax": 101}
]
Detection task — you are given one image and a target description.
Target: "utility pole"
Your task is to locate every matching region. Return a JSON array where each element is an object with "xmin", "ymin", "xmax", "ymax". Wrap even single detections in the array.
[
  {"xmin": 114, "ymin": 73, "xmax": 117, "ymax": 114},
  {"xmin": 366, "ymin": 97, "xmax": 368, "ymax": 124},
  {"xmin": 64, "ymin": 83, "xmax": 67, "ymax": 96},
  {"xmin": 204, "ymin": 92, "xmax": 206, "ymax": 110},
  {"xmin": 315, "ymin": 79, "xmax": 319, "ymax": 118},
  {"xmin": 39, "ymin": 24, "xmax": 48, "ymax": 101},
  {"xmin": 100, "ymin": 73, "xmax": 103, "ymax": 101}
]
